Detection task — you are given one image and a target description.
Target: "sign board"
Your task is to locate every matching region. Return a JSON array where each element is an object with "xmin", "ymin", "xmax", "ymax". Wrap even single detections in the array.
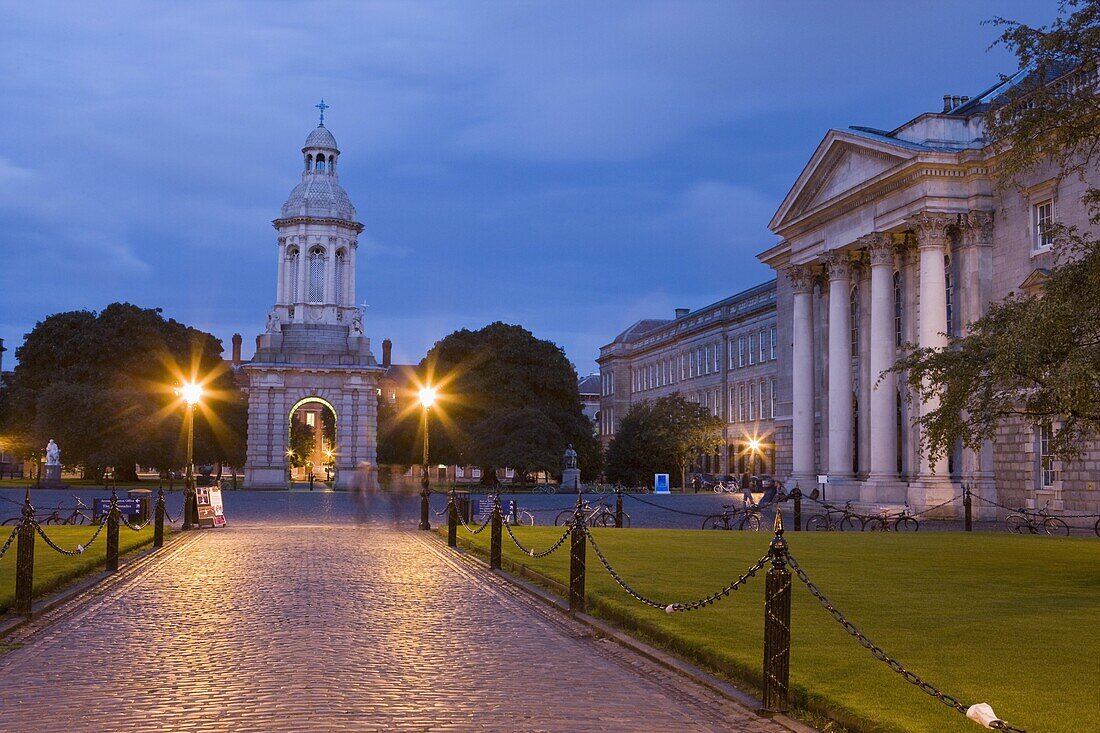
[
  {"xmin": 474, "ymin": 499, "xmax": 515, "ymax": 517},
  {"xmin": 654, "ymin": 474, "xmax": 670, "ymax": 494},
  {"xmin": 196, "ymin": 486, "xmax": 226, "ymax": 528},
  {"xmin": 93, "ymin": 497, "xmax": 143, "ymax": 520},
  {"xmin": 817, "ymin": 475, "xmax": 828, "ymax": 484}
]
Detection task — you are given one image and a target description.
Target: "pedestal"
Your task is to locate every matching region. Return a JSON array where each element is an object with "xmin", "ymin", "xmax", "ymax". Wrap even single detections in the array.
[
  {"xmin": 43, "ymin": 463, "xmax": 63, "ymax": 487},
  {"xmin": 561, "ymin": 468, "xmax": 580, "ymax": 492}
]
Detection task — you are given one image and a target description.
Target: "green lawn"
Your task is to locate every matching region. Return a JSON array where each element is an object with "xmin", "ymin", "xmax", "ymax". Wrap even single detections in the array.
[
  {"xmin": 454, "ymin": 526, "xmax": 1099, "ymax": 733},
  {"xmin": 0, "ymin": 524, "xmax": 157, "ymax": 612}
]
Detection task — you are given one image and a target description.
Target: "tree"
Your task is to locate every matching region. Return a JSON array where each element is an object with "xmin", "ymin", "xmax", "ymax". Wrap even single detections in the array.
[
  {"xmin": 467, "ymin": 408, "xmax": 565, "ymax": 483},
  {"xmin": 605, "ymin": 394, "xmax": 724, "ymax": 488},
  {"xmin": 288, "ymin": 419, "xmax": 315, "ymax": 469},
  {"xmin": 0, "ymin": 303, "xmax": 247, "ymax": 479},
  {"xmin": 892, "ymin": 1, "xmax": 1100, "ymax": 461}
]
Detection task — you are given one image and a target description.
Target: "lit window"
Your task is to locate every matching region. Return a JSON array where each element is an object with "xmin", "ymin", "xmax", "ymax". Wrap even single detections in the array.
[
  {"xmin": 1034, "ymin": 199, "xmax": 1054, "ymax": 250},
  {"xmin": 305, "ymin": 412, "xmax": 316, "ymax": 427}
]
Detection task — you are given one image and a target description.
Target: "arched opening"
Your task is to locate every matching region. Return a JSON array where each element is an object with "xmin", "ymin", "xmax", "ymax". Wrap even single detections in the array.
[
  {"xmin": 328, "ymin": 154, "xmax": 335, "ymax": 172},
  {"xmin": 287, "ymin": 397, "xmax": 337, "ymax": 486},
  {"xmin": 316, "ymin": 156, "xmax": 326, "ymax": 172},
  {"xmin": 308, "ymin": 247, "xmax": 325, "ymax": 303},
  {"xmin": 287, "ymin": 247, "xmax": 300, "ymax": 302},
  {"xmin": 306, "ymin": 153, "xmax": 313, "ymax": 172}
]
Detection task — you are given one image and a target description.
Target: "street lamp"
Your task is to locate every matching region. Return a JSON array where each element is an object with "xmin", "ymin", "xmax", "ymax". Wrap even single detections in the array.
[
  {"xmin": 178, "ymin": 381, "xmax": 203, "ymax": 530},
  {"xmin": 418, "ymin": 386, "xmax": 437, "ymax": 530}
]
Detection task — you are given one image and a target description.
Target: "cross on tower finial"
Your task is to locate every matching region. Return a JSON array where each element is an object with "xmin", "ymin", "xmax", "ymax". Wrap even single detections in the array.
[{"xmin": 315, "ymin": 99, "xmax": 329, "ymax": 126}]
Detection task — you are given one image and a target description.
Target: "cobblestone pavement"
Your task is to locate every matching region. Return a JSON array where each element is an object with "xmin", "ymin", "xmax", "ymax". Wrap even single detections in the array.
[{"xmin": 0, "ymin": 527, "xmax": 796, "ymax": 732}]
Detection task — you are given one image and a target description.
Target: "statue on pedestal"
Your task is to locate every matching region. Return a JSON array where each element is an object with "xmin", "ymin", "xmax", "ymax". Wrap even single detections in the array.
[
  {"xmin": 350, "ymin": 310, "xmax": 364, "ymax": 337},
  {"xmin": 561, "ymin": 443, "xmax": 580, "ymax": 491},
  {"xmin": 44, "ymin": 439, "xmax": 62, "ymax": 486}
]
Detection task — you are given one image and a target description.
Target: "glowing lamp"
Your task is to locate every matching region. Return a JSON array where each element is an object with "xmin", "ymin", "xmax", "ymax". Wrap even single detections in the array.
[{"xmin": 418, "ymin": 386, "xmax": 438, "ymax": 409}]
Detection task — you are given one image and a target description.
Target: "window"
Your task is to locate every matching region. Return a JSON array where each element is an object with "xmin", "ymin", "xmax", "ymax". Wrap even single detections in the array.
[
  {"xmin": 729, "ymin": 387, "xmax": 736, "ymax": 423},
  {"xmin": 770, "ymin": 326, "xmax": 777, "ymax": 360},
  {"xmin": 893, "ymin": 271, "xmax": 903, "ymax": 347},
  {"xmin": 308, "ymin": 247, "xmax": 325, "ymax": 302},
  {"xmin": 770, "ymin": 378, "xmax": 776, "ymax": 419},
  {"xmin": 335, "ymin": 249, "xmax": 346, "ymax": 304},
  {"xmin": 738, "ymin": 336, "xmax": 746, "ymax": 367},
  {"xmin": 305, "ymin": 412, "xmax": 316, "ymax": 427},
  {"xmin": 758, "ymin": 380, "xmax": 766, "ymax": 419},
  {"xmin": 316, "ymin": 157, "xmax": 326, "ymax": 172},
  {"xmin": 749, "ymin": 334, "xmax": 757, "ymax": 365},
  {"xmin": 704, "ymin": 346, "xmax": 711, "ymax": 375},
  {"xmin": 944, "ymin": 255, "xmax": 953, "ymax": 337},
  {"xmin": 1034, "ymin": 199, "xmax": 1054, "ymax": 251},
  {"xmin": 1039, "ymin": 423, "xmax": 1058, "ymax": 488},
  {"xmin": 850, "ymin": 285, "xmax": 859, "ymax": 358},
  {"xmin": 759, "ymin": 329, "xmax": 767, "ymax": 363},
  {"xmin": 748, "ymin": 383, "xmax": 757, "ymax": 420},
  {"xmin": 714, "ymin": 343, "xmax": 720, "ymax": 372},
  {"xmin": 287, "ymin": 248, "xmax": 300, "ymax": 301},
  {"xmin": 729, "ymin": 339, "xmax": 736, "ymax": 369},
  {"xmin": 738, "ymin": 384, "xmax": 746, "ymax": 422}
]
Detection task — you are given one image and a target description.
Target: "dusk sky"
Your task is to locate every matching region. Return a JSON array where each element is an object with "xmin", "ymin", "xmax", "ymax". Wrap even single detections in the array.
[{"xmin": 0, "ymin": 1, "xmax": 1053, "ymax": 375}]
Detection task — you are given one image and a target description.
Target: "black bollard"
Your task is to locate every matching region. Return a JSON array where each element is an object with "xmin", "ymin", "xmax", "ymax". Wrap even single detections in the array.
[
  {"xmin": 762, "ymin": 510, "xmax": 791, "ymax": 715},
  {"xmin": 792, "ymin": 485, "xmax": 802, "ymax": 532},
  {"xmin": 154, "ymin": 489, "xmax": 165, "ymax": 548},
  {"xmin": 106, "ymin": 490, "xmax": 120, "ymax": 572},
  {"xmin": 490, "ymin": 494, "xmax": 502, "ymax": 570},
  {"xmin": 569, "ymin": 496, "xmax": 586, "ymax": 613},
  {"xmin": 447, "ymin": 490, "xmax": 457, "ymax": 548},
  {"xmin": 615, "ymin": 486, "xmax": 623, "ymax": 528},
  {"xmin": 14, "ymin": 492, "xmax": 36, "ymax": 616},
  {"xmin": 964, "ymin": 485, "xmax": 972, "ymax": 532}
]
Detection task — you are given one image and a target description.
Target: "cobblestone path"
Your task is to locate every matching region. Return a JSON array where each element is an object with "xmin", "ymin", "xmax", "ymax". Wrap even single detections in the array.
[{"xmin": 0, "ymin": 527, "xmax": 795, "ymax": 732}]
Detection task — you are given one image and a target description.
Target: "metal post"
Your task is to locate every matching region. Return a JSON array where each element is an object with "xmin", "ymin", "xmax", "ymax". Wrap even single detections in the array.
[
  {"xmin": 964, "ymin": 484, "xmax": 972, "ymax": 532},
  {"xmin": 418, "ymin": 406, "xmax": 431, "ymax": 530},
  {"xmin": 14, "ymin": 491, "xmax": 36, "ymax": 616},
  {"xmin": 490, "ymin": 494, "xmax": 502, "ymax": 570},
  {"xmin": 762, "ymin": 510, "xmax": 791, "ymax": 714},
  {"xmin": 106, "ymin": 489, "xmax": 120, "ymax": 572},
  {"xmin": 615, "ymin": 486, "xmax": 623, "ymax": 528},
  {"xmin": 792, "ymin": 485, "xmax": 802, "ymax": 532},
  {"xmin": 154, "ymin": 489, "xmax": 165, "ymax": 548},
  {"xmin": 182, "ymin": 402, "xmax": 195, "ymax": 531},
  {"xmin": 447, "ymin": 489, "xmax": 458, "ymax": 548},
  {"xmin": 569, "ymin": 495, "xmax": 586, "ymax": 613}
]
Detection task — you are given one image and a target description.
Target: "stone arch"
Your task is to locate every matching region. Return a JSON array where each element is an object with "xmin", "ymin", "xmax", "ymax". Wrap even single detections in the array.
[{"xmin": 287, "ymin": 395, "xmax": 338, "ymax": 483}]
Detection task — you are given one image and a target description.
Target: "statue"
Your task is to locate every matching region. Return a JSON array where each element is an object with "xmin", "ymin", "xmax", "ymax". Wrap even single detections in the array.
[
  {"xmin": 266, "ymin": 311, "xmax": 281, "ymax": 333},
  {"xmin": 563, "ymin": 443, "xmax": 577, "ymax": 471},
  {"xmin": 561, "ymin": 443, "xmax": 580, "ymax": 491},
  {"xmin": 350, "ymin": 310, "xmax": 364, "ymax": 336},
  {"xmin": 46, "ymin": 439, "xmax": 60, "ymax": 466}
]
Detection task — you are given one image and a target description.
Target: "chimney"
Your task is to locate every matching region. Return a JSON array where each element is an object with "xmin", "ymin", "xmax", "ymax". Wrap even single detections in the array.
[
  {"xmin": 943, "ymin": 95, "xmax": 953, "ymax": 112},
  {"xmin": 255, "ymin": 335, "xmax": 263, "ymax": 354},
  {"xmin": 231, "ymin": 333, "xmax": 242, "ymax": 366},
  {"xmin": 381, "ymin": 338, "xmax": 392, "ymax": 368},
  {"xmin": 675, "ymin": 308, "xmax": 690, "ymax": 319}
]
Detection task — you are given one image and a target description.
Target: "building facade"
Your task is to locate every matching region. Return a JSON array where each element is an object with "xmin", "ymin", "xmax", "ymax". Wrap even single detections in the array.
[
  {"xmin": 243, "ymin": 117, "xmax": 384, "ymax": 489},
  {"xmin": 597, "ymin": 281, "xmax": 778, "ymax": 478},
  {"xmin": 758, "ymin": 71, "xmax": 1100, "ymax": 516}
]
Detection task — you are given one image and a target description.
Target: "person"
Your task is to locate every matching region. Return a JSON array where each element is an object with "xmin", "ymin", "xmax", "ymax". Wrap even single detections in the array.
[
  {"xmin": 740, "ymin": 471, "xmax": 755, "ymax": 506},
  {"xmin": 758, "ymin": 475, "xmax": 783, "ymax": 506},
  {"xmin": 351, "ymin": 461, "xmax": 377, "ymax": 524}
]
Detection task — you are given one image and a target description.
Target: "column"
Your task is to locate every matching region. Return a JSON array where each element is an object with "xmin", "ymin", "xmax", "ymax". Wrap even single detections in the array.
[
  {"xmin": 910, "ymin": 212, "xmax": 953, "ymax": 479},
  {"xmin": 959, "ymin": 212, "xmax": 996, "ymax": 504},
  {"xmin": 348, "ymin": 239, "xmax": 358, "ymax": 307},
  {"xmin": 787, "ymin": 265, "xmax": 816, "ymax": 481},
  {"xmin": 824, "ymin": 251, "xmax": 853, "ymax": 478},
  {"xmin": 298, "ymin": 237, "xmax": 310, "ymax": 308},
  {"xmin": 324, "ymin": 237, "xmax": 338, "ymax": 305},
  {"xmin": 276, "ymin": 238, "xmax": 286, "ymax": 304},
  {"xmin": 864, "ymin": 233, "xmax": 898, "ymax": 480}
]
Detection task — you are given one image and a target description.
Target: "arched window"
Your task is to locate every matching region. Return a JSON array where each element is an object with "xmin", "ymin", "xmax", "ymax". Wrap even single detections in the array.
[
  {"xmin": 893, "ymin": 271, "xmax": 903, "ymax": 347},
  {"xmin": 287, "ymin": 248, "xmax": 300, "ymax": 301},
  {"xmin": 945, "ymin": 254, "xmax": 953, "ymax": 336},
  {"xmin": 850, "ymin": 285, "xmax": 859, "ymax": 359},
  {"xmin": 305, "ymin": 154, "xmax": 313, "ymax": 172},
  {"xmin": 328, "ymin": 155, "xmax": 335, "ymax": 172},
  {"xmin": 308, "ymin": 247, "xmax": 325, "ymax": 302},
  {"xmin": 316, "ymin": 156, "xmax": 326, "ymax": 172},
  {"xmin": 335, "ymin": 249, "xmax": 346, "ymax": 304}
]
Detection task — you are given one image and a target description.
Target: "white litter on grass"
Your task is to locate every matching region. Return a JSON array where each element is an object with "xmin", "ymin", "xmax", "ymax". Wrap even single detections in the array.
[
  {"xmin": 966, "ymin": 703, "xmax": 1001, "ymax": 729},
  {"xmin": 76, "ymin": 545, "xmax": 84, "ymax": 554}
]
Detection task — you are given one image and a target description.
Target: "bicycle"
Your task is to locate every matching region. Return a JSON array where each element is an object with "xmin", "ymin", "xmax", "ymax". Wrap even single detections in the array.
[
  {"xmin": 2, "ymin": 497, "xmax": 90, "ymax": 526},
  {"xmin": 534, "ymin": 483, "xmax": 557, "ymax": 495},
  {"xmin": 555, "ymin": 498, "xmax": 630, "ymax": 528},
  {"xmin": 701, "ymin": 501, "xmax": 761, "ymax": 531},
  {"xmin": 713, "ymin": 478, "xmax": 740, "ymax": 494},
  {"xmin": 1005, "ymin": 506, "xmax": 1069, "ymax": 536},
  {"xmin": 860, "ymin": 503, "xmax": 920, "ymax": 532},
  {"xmin": 805, "ymin": 500, "xmax": 861, "ymax": 531}
]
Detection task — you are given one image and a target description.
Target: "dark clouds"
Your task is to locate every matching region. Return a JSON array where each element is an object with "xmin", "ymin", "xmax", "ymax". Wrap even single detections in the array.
[{"xmin": 0, "ymin": 0, "xmax": 1050, "ymax": 372}]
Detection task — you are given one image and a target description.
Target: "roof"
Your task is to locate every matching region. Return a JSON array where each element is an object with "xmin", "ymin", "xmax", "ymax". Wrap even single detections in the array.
[
  {"xmin": 611, "ymin": 319, "xmax": 672, "ymax": 344},
  {"xmin": 281, "ymin": 175, "xmax": 356, "ymax": 221},
  {"xmin": 303, "ymin": 124, "xmax": 339, "ymax": 151},
  {"xmin": 577, "ymin": 374, "xmax": 600, "ymax": 396}
]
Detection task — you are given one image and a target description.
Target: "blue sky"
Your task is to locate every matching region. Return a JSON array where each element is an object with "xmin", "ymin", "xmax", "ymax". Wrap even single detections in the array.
[{"xmin": 0, "ymin": 1, "xmax": 1053, "ymax": 374}]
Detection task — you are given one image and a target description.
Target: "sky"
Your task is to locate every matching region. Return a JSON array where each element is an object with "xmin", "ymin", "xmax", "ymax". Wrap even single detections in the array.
[{"xmin": 0, "ymin": 0, "xmax": 1055, "ymax": 375}]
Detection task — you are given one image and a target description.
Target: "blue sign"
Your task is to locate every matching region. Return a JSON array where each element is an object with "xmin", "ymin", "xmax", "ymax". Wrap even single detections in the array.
[
  {"xmin": 475, "ymin": 499, "xmax": 515, "ymax": 517},
  {"xmin": 654, "ymin": 474, "xmax": 670, "ymax": 494},
  {"xmin": 93, "ymin": 497, "xmax": 143, "ymax": 517}
]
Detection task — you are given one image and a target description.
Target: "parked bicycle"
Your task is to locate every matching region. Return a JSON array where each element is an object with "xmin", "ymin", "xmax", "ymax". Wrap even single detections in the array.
[
  {"xmin": 713, "ymin": 476, "xmax": 740, "ymax": 494},
  {"xmin": 554, "ymin": 497, "xmax": 630, "ymax": 528},
  {"xmin": 701, "ymin": 501, "xmax": 761, "ymax": 531},
  {"xmin": 805, "ymin": 500, "xmax": 862, "ymax": 531},
  {"xmin": 1005, "ymin": 505, "xmax": 1069, "ymax": 536},
  {"xmin": 860, "ymin": 503, "xmax": 920, "ymax": 532},
  {"xmin": 2, "ymin": 496, "xmax": 90, "ymax": 526}
]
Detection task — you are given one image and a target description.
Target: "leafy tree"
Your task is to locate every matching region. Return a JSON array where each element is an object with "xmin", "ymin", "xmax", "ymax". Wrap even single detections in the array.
[
  {"xmin": 0, "ymin": 303, "xmax": 247, "ymax": 479},
  {"xmin": 467, "ymin": 408, "xmax": 565, "ymax": 483},
  {"xmin": 605, "ymin": 393, "xmax": 724, "ymax": 488},
  {"xmin": 288, "ymin": 418, "xmax": 315, "ymax": 469},
  {"xmin": 891, "ymin": 1, "xmax": 1100, "ymax": 461}
]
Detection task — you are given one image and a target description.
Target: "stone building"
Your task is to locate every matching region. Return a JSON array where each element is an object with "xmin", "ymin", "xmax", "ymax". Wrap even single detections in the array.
[
  {"xmin": 758, "ymin": 68, "xmax": 1100, "ymax": 515},
  {"xmin": 243, "ymin": 116, "xmax": 384, "ymax": 489},
  {"xmin": 597, "ymin": 281, "xmax": 778, "ymax": 477}
]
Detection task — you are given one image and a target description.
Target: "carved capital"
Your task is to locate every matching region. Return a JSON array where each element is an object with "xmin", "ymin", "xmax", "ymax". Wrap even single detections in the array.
[
  {"xmin": 822, "ymin": 250, "xmax": 853, "ymax": 281},
  {"xmin": 908, "ymin": 211, "xmax": 955, "ymax": 249},
  {"xmin": 858, "ymin": 233, "xmax": 895, "ymax": 267},
  {"xmin": 785, "ymin": 264, "xmax": 815, "ymax": 294},
  {"xmin": 960, "ymin": 210, "xmax": 994, "ymax": 247}
]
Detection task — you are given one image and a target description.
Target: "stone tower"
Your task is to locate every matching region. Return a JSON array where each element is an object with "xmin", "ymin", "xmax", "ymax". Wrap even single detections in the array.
[{"xmin": 243, "ymin": 112, "xmax": 383, "ymax": 490}]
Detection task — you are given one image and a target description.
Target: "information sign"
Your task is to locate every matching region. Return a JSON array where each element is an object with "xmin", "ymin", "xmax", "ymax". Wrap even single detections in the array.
[
  {"xmin": 196, "ymin": 486, "xmax": 227, "ymax": 528},
  {"xmin": 654, "ymin": 473, "xmax": 670, "ymax": 494}
]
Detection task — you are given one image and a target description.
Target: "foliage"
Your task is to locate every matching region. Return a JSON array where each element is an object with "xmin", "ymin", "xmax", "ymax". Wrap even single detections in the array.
[
  {"xmin": 0, "ymin": 303, "xmax": 247, "ymax": 478},
  {"xmin": 605, "ymin": 393, "xmax": 724, "ymax": 487},
  {"xmin": 893, "ymin": 2, "xmax": 1100, "ymax": 460},
  {"xmin": 288, "ymin": 418, "xmax": 315, "ymax": 469},
  {"xmin": 466, "ymin": 408, "xmax": 565, "ymax": 482}
]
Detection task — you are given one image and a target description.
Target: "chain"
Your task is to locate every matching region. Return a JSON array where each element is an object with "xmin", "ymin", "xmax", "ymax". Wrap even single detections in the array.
[
  {"xmin": 0, "ymin": 521, "xmax": 21, "ymax": 560},
  {"xmin": 622, "ymin": 493, "xmax": 715, "ymax": 517},
  {"xmin": 121, "ymin": 516, "xmax": 152, "ymax": 531},
  {"xmin": 32, "ymin": 515, "xmax": 108, "ymax": 556},
  {"xmin": 786, "ymin": 552, "xmax": 1027, "ymax": 732},
  {"xmin": 971, "ymin": 493, "xmax": 1100, "ymax": 519},
  {"xmin": 583, "ymin": 526, "xmax": 768, "ymax": 612},
  {"xmin": 906, "ymin": 494, "xmax": 964, "ymax": 518},
  {"xmin": 503, "ymin": 520, "xmax": 572, "ymax": 558},
  {"xmin": 457, "ymin": 510, "xmax": 492, "ymax": 535}
]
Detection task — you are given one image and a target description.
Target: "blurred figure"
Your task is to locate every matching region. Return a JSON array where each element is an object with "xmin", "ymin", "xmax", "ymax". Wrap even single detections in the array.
[
  {"xmin": 380, "ymin": 468, "xmax": 412, "ymax": 528},
  {"xmin": 351, "ymin": 461, "xmax": 376, "ymax": 524}
]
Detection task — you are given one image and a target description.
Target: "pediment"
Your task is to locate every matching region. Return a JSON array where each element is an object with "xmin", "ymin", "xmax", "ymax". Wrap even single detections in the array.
[
  {"xmin": 770, "ymin": 131, "xmax": 916, "ymax": 233},
  {"xmin": 1019, "ymin": 268, "xmax": 1050, "ymax": 296}
]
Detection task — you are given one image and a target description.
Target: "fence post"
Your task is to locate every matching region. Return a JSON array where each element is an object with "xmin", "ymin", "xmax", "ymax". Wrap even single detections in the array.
[
  {"xmin": 762, "ymin": 510, "xmax": 791, "ymax": 715},
  {"xmin": 569, "ymin": 495, "xmax": 587, "ymax": 613},
  {"xmin": 964, "ymin": 484, "xmax": 972, "ymax": 532},
  {"xmin": 447, "ymin": 489, "xmax": 457, "ymax": 548},
  {"xmin": 490, "ymin": 494, "xmax": 502, "ymax": 570},
  {"xmin": 154, "ymin": 489, "xmax": 165, "ymax": 548},
  {"xmin": 14, "ymin": 491, "xmax": 36, "ymax": 616},
  {"xmin": 792, "ymin": 485, "xmax": 802, "ymax": 532},
  {"xmin": 615, "ymin": 486, "xmax": 623, "ymax": 528},
  {"xmin": 106, "ymin": 489, "xmax": 120, "ymax": 572}
]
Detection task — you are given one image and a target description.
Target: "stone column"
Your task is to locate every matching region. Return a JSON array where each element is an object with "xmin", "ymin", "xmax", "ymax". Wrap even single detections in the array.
[
  {"xmin": 824, "ymin": 251, "xmax": 853, "ymax": 480},
  {"xmin": 787, "ymin": 265, "xmax": 816, "ymax": 484},
  {"xmin": 325, "ymin": 237, "xmax": 338, "ymax": 306},
  {"xmin": 909, "ymin": 212, "xmax": 954, "ymax": 505},
  {"xmin": 349, "ymin": 239, "xmax": 358, "ymax": 307},
  {"xmin": 864, "ymin": 234, "xmax": 899, "ymax": 492},
  {"xmin": 298, "ymin": 238, "xmax": 310, "ymax": 309},
  {"xmin": 276, "ymin": 238, "xmax": 287, "ymax": 304}
]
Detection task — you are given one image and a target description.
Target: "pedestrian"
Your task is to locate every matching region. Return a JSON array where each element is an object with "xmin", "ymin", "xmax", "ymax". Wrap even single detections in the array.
[{"xmin": 351, "ymin": 461, "xmax": 376, "ymax": 524}]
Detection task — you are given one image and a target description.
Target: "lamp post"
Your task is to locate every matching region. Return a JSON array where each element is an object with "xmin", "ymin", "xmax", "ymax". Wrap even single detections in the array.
[
  {"xmin": 178, "ymin": 382, "xmax": 203, "ymax": 531},
  {"xmin": 418, "ymin": 386, "xmax": 437, "ymax": 530}
]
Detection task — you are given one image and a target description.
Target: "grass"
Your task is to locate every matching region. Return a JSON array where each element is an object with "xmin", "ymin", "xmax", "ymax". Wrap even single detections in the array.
[
  {"xmin": 0, "ymin": 524, "xmax": 158, "ymax": 613},
  {"xmin": 453, "ymin": 526, "xmax": 1099, "ymax": 733}
]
